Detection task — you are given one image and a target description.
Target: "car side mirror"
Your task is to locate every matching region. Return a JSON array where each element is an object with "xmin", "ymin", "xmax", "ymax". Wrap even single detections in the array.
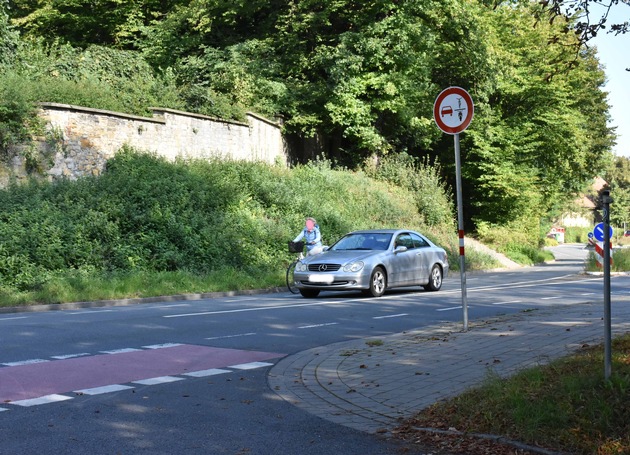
[{"xmin": 394, "ymin": 246, "xmax": 408, "ymax": 253}]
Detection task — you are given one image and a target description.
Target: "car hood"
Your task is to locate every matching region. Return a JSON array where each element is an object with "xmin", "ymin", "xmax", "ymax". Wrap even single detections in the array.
[{"xmin": 301, "ymin": 250, "xmax": 383, "ymax": 264}]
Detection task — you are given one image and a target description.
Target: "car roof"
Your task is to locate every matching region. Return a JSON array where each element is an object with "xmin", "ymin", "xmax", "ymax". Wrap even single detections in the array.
[{"xmin": 348, "ymin": 229, "xmax": 415, "ymax": 235}]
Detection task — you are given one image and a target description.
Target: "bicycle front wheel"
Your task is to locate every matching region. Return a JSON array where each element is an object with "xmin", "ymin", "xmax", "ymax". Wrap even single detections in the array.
[{"xmin": 286, "ymin": 261, "xmax": 300, "ymax": 294}]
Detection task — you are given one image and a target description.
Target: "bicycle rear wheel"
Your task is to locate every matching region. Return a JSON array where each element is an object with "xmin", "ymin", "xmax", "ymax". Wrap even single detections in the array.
[{"xmin": 286, "ymin": 261, "xmax": 300, "ymax": 294}]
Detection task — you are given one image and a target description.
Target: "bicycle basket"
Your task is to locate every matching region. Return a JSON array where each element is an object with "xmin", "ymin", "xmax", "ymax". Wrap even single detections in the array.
[{"xmin": 288, "ymin": 241, "xmax": 304, "ymax": 253}]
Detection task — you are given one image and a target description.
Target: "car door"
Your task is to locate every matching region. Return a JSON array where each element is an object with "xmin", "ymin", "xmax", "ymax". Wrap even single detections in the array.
[
  {"xmin": 389, "ymin": 233, "xmax": 416, "ymax": 286},
  {"xmin": 409, "ymin": 233, "xmax": 431, "ymax": 285}
]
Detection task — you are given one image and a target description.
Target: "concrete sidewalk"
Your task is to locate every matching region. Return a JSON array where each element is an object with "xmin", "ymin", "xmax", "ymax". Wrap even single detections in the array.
[{"xmin": 268, "ymin": 297, "xmax": 630, "ymax": 434}]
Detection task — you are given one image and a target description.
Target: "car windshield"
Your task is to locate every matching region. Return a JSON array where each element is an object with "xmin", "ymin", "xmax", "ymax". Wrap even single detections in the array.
[{"xmin": 331, "ymin": 233, "xmax": 393, "ymax": 251}]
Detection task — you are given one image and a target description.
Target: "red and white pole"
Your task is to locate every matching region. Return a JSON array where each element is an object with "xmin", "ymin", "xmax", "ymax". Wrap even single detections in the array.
[{"xmin": 454, "ymin": 133, "xmax": 468, "ymax": 331}]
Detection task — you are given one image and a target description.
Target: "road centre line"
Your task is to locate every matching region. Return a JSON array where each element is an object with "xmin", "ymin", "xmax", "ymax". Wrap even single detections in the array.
[
  {"xmin": 541, "ymin": 296, "xmax": 561, "ymax": 300},
  {"xmin": 163, "ymin": 277, "xmax": 599, "ymax": 318},
  {"xmin": 164, "ymin": 300, "xmax": 355, "ymax": 318},
  {"xmin": 437, "ymin": 306, "xmax": 463, "ymax": 312},
  {"xmin": 0, "ymin": 316, "xmax": 28, "ymax": 322}
]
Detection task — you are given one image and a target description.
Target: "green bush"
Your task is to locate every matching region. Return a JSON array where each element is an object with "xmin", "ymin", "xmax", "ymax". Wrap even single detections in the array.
[
  {"xmin": 0, "ymin": 148, "xmax": 456, "ymax": 293},
  {"xmin": 564, "ymin": 227, "xmax": 592, "ymax": 244}
]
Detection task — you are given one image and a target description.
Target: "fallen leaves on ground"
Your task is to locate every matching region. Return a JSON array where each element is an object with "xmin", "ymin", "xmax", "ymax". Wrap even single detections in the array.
[{"xmin": 392, "ymin": 421, "xmax": 541, "ymax": 455}]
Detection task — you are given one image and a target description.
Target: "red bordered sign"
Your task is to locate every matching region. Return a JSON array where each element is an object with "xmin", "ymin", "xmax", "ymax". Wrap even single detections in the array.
[{"xmin": 433, "ymin": 87, "xmax": 474, "ymax": 134}]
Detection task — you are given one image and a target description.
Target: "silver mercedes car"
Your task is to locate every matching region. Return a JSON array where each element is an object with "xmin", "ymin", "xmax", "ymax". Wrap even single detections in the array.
[{"xmin": 292, "ymin": 229, "xmax": 449, "ymax": 298}]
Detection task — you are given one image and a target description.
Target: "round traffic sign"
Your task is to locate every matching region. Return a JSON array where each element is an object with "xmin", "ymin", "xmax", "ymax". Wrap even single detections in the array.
[
  {"xmin": 433, "ymin": 86, "xmax": 474, "ymax": 134},
  {"xmin": 594, "ymin": 222, "xmax": 613, "ymax": 242}
]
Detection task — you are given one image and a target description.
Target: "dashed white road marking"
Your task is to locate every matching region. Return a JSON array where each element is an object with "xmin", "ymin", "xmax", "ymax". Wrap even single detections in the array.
[
  {"xmin": 298, "ymin": 322, "xmax": 339, "ymax": 329},
  {"xmin": 230, "ymin": 362, "xmax": 274, "ymax": 370},
  {"xmin": 436, "ymin": 306, "xmax": 463, "ymax": 312},
  {"xmin": 75, "ymin": 385, "xmax": 134, "ymax": 396},
  {"xmin": 491, "ymin": 300, "xmax": 522, "ymax": 305},
  {"xmin": 132, "ymin": 376, "xmax": 185, "ymax": 386},
  {"xmin": 183, "ymin": 369, "xmax": 231, "ymax": 378},
  {"xmin": 99, "ymin": 348, "xmax": 143, "ymax": 354},
  {"xmin": 541, "ymin": 296, "xmax": 561, "ymax": 300},
  {"xmin": 0, "ymin": 316, "xmax": 28, "ymax": 321},
  {"xmin": 11, "ymin": 394, "xmax": 73, "ymax": 407},
  {"xmin": 205, "ymin": 333, "xmax": 256, "ymax": 340},
  {"xmin": 142, "ymin": 343, "xmax": 183, "ymax": 349},
  {"xmin": 2, "ymin": 359, "xmax": 49, "ymax": 367},
  {"xmin": 0, "ymin": 407, "xmax": 8, "ymax": 412},
  {"xmin": 372, "ymin": 313, "xmax": 408, "ymax": 319},
  {"xmin": 164, "ymin": 300, "xmax": 352, "ymax": 318},
  {"xmin": 66, "ymin": 310, "xmax": 114, "ymax": 314},
  {"xmin": 51, "ymin": 353, "xmax": 90, "ymax": 360}
]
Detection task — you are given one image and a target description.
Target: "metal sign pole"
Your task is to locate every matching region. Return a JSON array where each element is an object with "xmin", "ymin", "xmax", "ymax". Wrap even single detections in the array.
[
  {"xmin": 454, "ymin": 133, "xmax": 468, "ymax": 331},
  {"xmin": 433, "ymin": 86, "xmax": 473, "ymax": 332},
  {"xmin": 602, "ymin": 190, "xmax": 613, "ymax": 380}
]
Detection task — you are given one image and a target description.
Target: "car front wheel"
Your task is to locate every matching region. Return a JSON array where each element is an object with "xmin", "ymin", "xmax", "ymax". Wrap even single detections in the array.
[
  {"xmin": 424, "ymin": 264, "xmax": 442, "ymax": 291},
  {"xmin": 368, "ymin": 266, "xmax": 386, "ymax": 297}
]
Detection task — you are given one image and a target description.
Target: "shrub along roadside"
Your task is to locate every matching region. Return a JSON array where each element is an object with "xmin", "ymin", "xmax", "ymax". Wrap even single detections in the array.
[{"xmin": 0, "ymin": 148, "xmax": 502, "ymax": 307}]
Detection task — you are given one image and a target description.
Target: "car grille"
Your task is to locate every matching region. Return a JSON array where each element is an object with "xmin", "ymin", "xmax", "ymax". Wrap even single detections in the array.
[{"xmin": 307, "ymin": 263, "xmax": 341, "ymax": 272}]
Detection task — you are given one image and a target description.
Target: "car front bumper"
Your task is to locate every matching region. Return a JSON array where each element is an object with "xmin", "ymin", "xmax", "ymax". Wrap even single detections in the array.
[{"xmin": 293, "ymin": 270, "xmax": 372, "ymax": 291}]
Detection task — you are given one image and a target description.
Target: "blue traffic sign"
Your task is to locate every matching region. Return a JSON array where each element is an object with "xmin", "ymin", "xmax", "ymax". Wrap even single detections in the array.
[
  {"xmin": 594, "ymin": 223, "xmax": 613, "ymax": 242},
  {"xmin": 587, "ymin": 232, "xmax": 594, "ymax": 239}
]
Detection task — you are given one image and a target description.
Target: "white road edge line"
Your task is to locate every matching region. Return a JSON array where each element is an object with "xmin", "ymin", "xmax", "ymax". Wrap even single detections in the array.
[
  {"xmin": 142, "ymin": 343, "xmax": 183, "ymax": 349},
  {"xmin": 183, "ymin": 369, "xmax": 231, "ymax": 377},
  {"xmin": 51, "ymin": 353, "xmax": 91, "ymax": 360},
  {"xmin": 205, "ymin": 333, "xmax": 256, "ymax": 340},
  {"xmin": 2, "ymin": 359, "xmax": 49, "ymax": 367},
  {"xmin": 132, "ymin": 376, "xmax": 185, "ymax": 386},
  {"xmin": 99, "ymin": 348, "xmax": 143, "ymax": 354},
  {"xmin": 11, "ymin": 394, "xmax": 73, "ymax": 407},
  {"xmin": 75, "ymin": 385, "xmax": 134, "ymax": 395},
  {"xmin": 230, "ymin": 362, "xmax": 274, "ymax": 370}
]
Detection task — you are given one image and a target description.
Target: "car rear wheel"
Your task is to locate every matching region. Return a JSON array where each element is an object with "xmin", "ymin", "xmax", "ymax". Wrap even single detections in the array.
[
  {"xmin": 368, "ymin": 266, "xmax": 386, "ymax": 297},
  {"xmin": 299, "ymin": 289, "xmax": 320, "ymax": 298},
  {"xmin": 424, "ymin": 264, "xmax": 442, "ymax": 291}
]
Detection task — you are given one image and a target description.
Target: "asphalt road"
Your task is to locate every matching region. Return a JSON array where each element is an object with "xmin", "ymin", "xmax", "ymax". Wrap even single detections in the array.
[{"xmin": 0, "ymin": 243, "xmax": 626, "ymax": 454}]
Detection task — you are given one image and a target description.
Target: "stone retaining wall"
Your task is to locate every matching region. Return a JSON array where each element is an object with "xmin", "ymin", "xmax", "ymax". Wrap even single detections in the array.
[{"xmin": 30, "ymin": 103, "xmax": 286, "ymax": 181}]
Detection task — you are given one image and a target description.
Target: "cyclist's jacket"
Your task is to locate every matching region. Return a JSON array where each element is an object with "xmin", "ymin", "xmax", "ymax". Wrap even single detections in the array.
[{"xmin": 293, "ymin": 225, "xmax": 322, "ymax": 252}]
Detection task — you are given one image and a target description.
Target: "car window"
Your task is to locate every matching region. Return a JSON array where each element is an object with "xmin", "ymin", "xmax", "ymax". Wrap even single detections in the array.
[
  {"xmin": 360, "ymin": 234, "xmax": 392, "ymax": 250},
  {"xmin": 394, "ymin": 233, "xmax": 414, "ymax": 249},
  {"xmin": 332, "ymin": 233, "xmax": 393, "ymax": 251},
  {"xmin": 411, "ymin": 233, "xmax": 430, "ymax": 248},
  {"xmin": 331, "ymin": 234, "xmax": 363, "ymax": 250}
]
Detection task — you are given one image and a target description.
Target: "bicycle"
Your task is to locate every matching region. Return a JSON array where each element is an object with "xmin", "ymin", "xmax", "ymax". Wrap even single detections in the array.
[{"xmin": 286, "ymin": 241, "xmax": 305, "ymax": 294}]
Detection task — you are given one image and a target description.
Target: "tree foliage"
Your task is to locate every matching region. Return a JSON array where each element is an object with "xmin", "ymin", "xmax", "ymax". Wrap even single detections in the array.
[{"xmin": 2, "ymin": 0, "xmax": 621, "ymax": 241}]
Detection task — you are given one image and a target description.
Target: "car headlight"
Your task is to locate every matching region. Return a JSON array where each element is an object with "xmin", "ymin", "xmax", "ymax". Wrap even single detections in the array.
[
  {"xmin": 296, "ymin": 262, "xmax": 308, "ymax": 272},
  {"xmin": 343, "ymin": 261, "xmax": 364, "ymax": 272}
]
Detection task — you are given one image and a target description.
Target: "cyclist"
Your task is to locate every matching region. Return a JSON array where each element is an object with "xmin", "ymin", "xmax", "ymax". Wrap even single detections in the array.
[{"xmin": 293, "ymin": 217, "xmax": 323, "ymax": 255}]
